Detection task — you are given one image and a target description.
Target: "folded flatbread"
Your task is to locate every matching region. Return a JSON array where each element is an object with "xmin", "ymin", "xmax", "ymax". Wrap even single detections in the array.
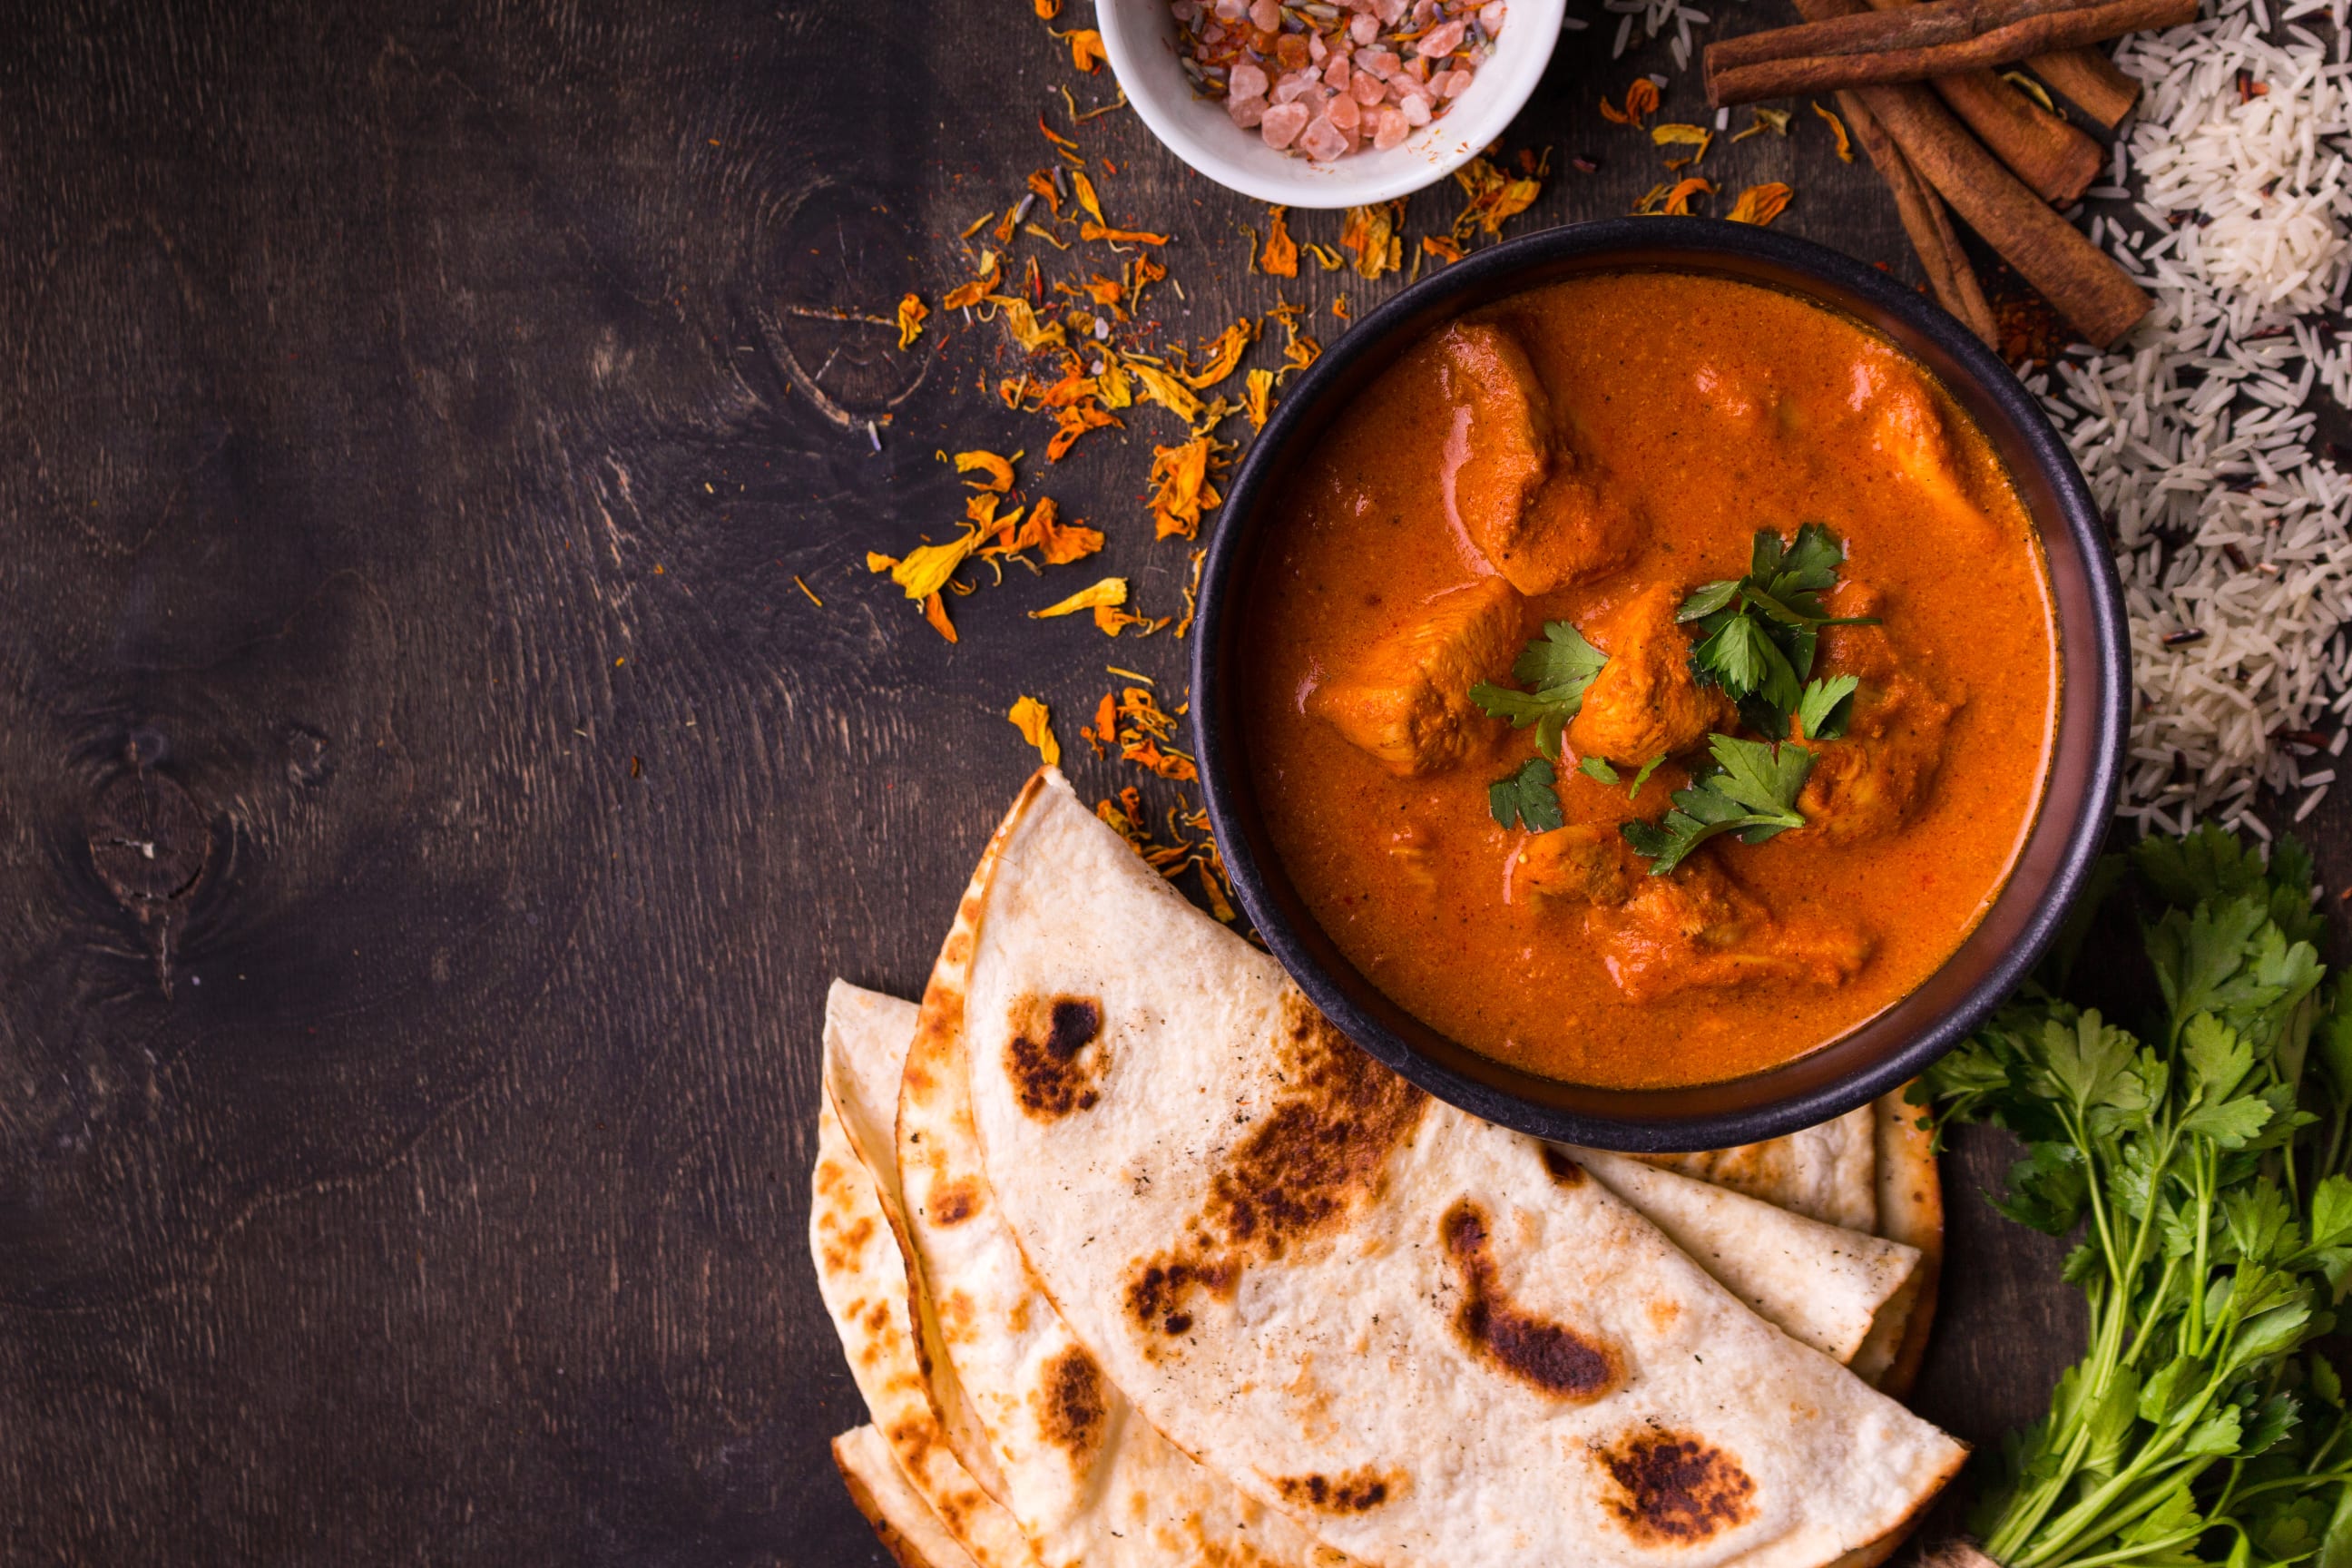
[
  {"xmin": 1565, "ymin": 1147, "xmax": 1920, "ymax": 1366},
  {"xmin": 956, "ymin": 770, "xmax": 1965, "ymax": 1568},
  {"xmin": 809, "ymin": 1000, "xmax": 1044, "ymax": 1568},
  {"xmin": 834, "ymin": 1424, "xmax": 982, "ymax": 1568},
  {"xmin": 1635, "ymin": 1105, "xmax": 1880, "ymax": 1232}
]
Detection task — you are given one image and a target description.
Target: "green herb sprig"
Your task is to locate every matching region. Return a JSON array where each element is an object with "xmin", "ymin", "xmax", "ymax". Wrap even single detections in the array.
[
  {"xmin": 1618, "ymin": 733, "xmax": 1813, "ymax": 875},
  {"xmin": 1926, "ymin": 828, "xmax": 2352, "ymax": 1568},
  {"xmin": 1470, "ymin": 622, "xmax": 1609, "ymax": 762},
  {"xmin": 1681, "ymin": 524, "xmax": 1877, "ymax": 740},
  {"xmin": 1488, "ymin": 756, "xmax": 1564, "ymax": 833}
]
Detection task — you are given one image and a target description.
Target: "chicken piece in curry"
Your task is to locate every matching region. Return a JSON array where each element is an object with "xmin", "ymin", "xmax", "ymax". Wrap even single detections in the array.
[{"xmin": 1244, "ymin": 273, "xmax": 2054, "ymax": 1089}]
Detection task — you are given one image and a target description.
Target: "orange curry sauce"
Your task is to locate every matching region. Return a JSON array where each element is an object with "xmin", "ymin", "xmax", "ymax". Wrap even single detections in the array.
[{"xmin": 1244, "ymin": 273, "xmax": 2055, "ymax": 1089}]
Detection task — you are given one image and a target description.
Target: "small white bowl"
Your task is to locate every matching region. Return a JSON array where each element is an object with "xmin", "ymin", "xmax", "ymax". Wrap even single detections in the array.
[{"xmin": 1096, "ymin": 0, "xmax": 1568, "ymax": 211}]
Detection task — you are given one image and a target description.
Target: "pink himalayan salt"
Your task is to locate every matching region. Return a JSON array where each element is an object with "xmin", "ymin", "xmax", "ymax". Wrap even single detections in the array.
[
  {"xmin": 1229, "ymin": 93, "xmax": 1269, "ymax": 127},
  {"xmin": 1411, "ymin": 0, "xmax": 1439, "ymax": 22},
  {"xmin": 1229, "ymin": 59, "xmax": 1269, "ymax": 98},
  {"xmin": 1308, "ymin": 28, "xmax": 1327, "ymax": 62},
  {"xmin": 1479, "ymin": 0, "xmax": 1506, "ymax": 28},
  {"xmin": 1405, "ymin": 52, "xmax": 1431, "ymax": 78},
  {"xmin": 1323, "ymin": 53, "xmax": 1350, "ymax": 88},
  {"xmin": 1373, "ymin": 105, "xmax": 1412, "ymax": 148},
  {"xmin": 1260, "ymin": 99, "xmax": 1311, "ymax": 149},
  {"xmin": 1271, "ymin": 70, "xmax": 1316, "ymax": 103},
  {"xmin": 1441, "ymin": 64, "xmax": 1473, "ymax": 96},
  {"xmin": 1350, "ymin": 11, "xmax": 1379, "ymax": 41},
  {"xmin": 1399, "ymin": 91, "xmax": 1432, "ymax": 124},
  {"xmin": 1250, "ymin": 0, "xmax": 1281, "ymax": 26},
  {"xmin": 1350, "ymin": 70, "xmax": 1386, "ymax": 103},
  {"xmin": 1328, "ymin": 92, "xmax": 1361, "ymax": 132},
  {"xmin": 1416, "ymin": 18, "xmax": 1466, "ymax": 55},
  {"xmin": 1299, "ymin": 114, "xmax": 1352, "ymax": 160},
  {"xmin": 1374, "ymin": 0, "xmax": 1408, "ymax": 21},
  {"xmin": 1354, "ymin": 45, "xmax": 1400, "ymax": 77}
]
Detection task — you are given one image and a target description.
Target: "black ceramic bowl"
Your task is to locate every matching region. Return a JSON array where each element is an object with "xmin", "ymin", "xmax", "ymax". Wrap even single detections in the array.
[{"xmin": 1190, "ymin": 217, "xmax": 2128, "ymax": 1152}]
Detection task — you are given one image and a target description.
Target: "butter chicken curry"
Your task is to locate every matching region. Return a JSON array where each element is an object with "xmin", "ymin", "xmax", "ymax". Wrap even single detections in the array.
[{"xmin": 1243, "ymin": 272, "xmax": 2055, "ymax": 1089}]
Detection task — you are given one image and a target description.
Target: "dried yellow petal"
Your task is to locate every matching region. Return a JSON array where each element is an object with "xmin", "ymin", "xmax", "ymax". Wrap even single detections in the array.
[
  {"xmin": 1813, "ymin": 102, "xmax": 1854, "ymax": 162},
  {"xmin": 1127, "ymin": 360, "xmax": 1205, "ymax": 425},
  {"xmin": 1178, "ymin": 318, "xmax": 1256, "ymax": 388},
  {"xmin": 1245, "ymin": 368, "xmax": 1274, "ymax": 431},
  {"xmin": 1031, "ymin": 576, "xmax": 1129, "ymax": 619},
  {"xmin": 954, "ymin": 449, "xmax": 1018, "ymax": 492},
  {"xmin": 896, "ymin": 293, "xmax": 927, "ymax": 350},
  {"xmin": 1072, "ymin": 169, "xmax": 1106, "ymax": 226},
  {"xmin": 1726, "ymin": 181, "xmax": 1794, "ymax": 226},
  {"xmin": 1007, "ymin": 696, "xmax": 1062, "ymax": 767},
  {"xmin": 983, "ymin": 295, "xmax": 1069, "ymax": 353}
]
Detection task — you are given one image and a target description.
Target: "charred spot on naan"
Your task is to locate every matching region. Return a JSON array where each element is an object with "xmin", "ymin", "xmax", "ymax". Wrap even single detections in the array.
[
  {"xmin": 1540, "ymin": 1147, "xmax": 1585, "ymax": 1186},
  {"xmin": 1123, "ymin": 999, "xmax": 1426, "ymax": 1348},
  {"xmin": 1033, "ymin": 1344, "xmax": 1111, "ymax": 1467},
  {"xmin": 1005, "ymin": 994, "xmax": 1108, "ymax": 1119},
  {"xmin": 1272, "ymin": 1467, "xmax": 1406, "ymax": 1514},
  {"xmin": 1594, "ymin": 1427, "xmax": 1759, "ymax": 1545},
  {"xmin": 928, "ymin": 1177, "xmax": 983, "ymax": 1227},
  {"xmin": 1440, "ymin": 1200, "xmax": 1622, "ymax": 1400}
]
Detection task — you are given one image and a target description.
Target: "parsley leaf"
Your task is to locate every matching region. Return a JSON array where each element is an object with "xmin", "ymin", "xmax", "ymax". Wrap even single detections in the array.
[
  {"xmin": 1627, "ymin": 753, "xmax": 1666, "ymax": 802},
  {"xmin": 1796, "ymin": 675, "xmax": 1860, "ymax": 741},
  {"xmin": 1619, "ymin": 734, "xmax": 1812, "ymax": 874},
  {"xmin": 1578, "ymin": 756, "xmax": 1620, "ymax": 786},
  {"xmin": 1681, "ymin": 524, "xmax": 1875, "ymax": 738},
  {"xmin": 1926, "ymin": 830, "xmax": 2352, "ymax": 1568},
  {"xmin": 1488, "ymin": 757, "xmax": 1564, "ymax": 833},
  {"xmin": 1469, "ymin": 622, "xmax": 1609, "ymax": 762}
]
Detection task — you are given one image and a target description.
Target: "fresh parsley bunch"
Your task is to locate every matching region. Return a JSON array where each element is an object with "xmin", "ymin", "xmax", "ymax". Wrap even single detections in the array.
[
  {"xmin": 1926, "ymin": 828, "xmax": 2352, "ymax": 1568},
  {"xmin": 1680, "ymin": 523, "xmax": 1876, "ymax": 741}
]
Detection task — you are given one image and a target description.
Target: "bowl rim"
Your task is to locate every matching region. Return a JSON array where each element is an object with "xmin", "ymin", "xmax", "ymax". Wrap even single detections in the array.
[
  {"xmin": 1189, "ymin": 215, "xmax": 2131, "ymax": 1152},
  {"xmin": 1094, "ymin": 0, "xmax": 1568, "ymax": 211}
]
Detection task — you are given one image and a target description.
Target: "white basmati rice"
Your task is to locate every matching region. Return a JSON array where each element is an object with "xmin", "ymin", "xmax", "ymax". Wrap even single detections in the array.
[{"xmin": 2026, "ymin": 0, "xmax": 2352, "ymax": 833}]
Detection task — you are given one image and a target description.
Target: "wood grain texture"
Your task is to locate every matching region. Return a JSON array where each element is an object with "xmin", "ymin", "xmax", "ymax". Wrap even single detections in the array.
[{"xmin": 0, "ymin": 0, "xmax": 2334, "ymax": 1563}]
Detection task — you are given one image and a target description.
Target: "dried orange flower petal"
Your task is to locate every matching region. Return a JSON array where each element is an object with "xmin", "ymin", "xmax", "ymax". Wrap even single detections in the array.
[
  {"xmin": 1007, "ymin": 696, "xmax": 1061, "ymax": 767},
  {"xmin": 1260, "ymin": 206, "xmax": 1298, "ymax": 278},
  {"xmin": 1063, "ymin": 28, "xmax": 1107, "ymax": 73},
  {"xmin": 922, "ymin": 592, "xmax": 957, "ymax": 643},
  {"xmin": 954, "ymin": 449, "xmax": 1017, "ymax": 492},
  {"xmin": 1030, "ymin": 576, "xmax": 1128, "ymax": 620},
  {"xmin": 1178, "ymin": 319, "xmax": 1256, "ymax": 389},
  {"xmin": 896, "ymin": 293, "xmax": 928, "ymax": 350},
  {"xmin": 1661, "ymin": 176, "xmax": 1717, "ymax": 216},
  {"xmin": 1813, "ymin": 103, "xmax": 1854, "ymax": 162},
  {"xmin": 1245, "ymin": 368, "xmax": 1275, "ymax": 431},
  {"xmin": 1726, "ymin": 181, "xmax": 1793, "ymax": 226}
]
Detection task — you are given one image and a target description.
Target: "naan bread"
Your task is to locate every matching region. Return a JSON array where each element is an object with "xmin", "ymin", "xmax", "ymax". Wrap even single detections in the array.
[
  {"xmin": 1565, "ymin": 1147, "xmax": 1921, "ymax": 1366},
  {"xmin": 834, "ymin": 1424, "xmax": 983, "ymax": 1568},
  {"xmin": 1637, "ymin": 1104, "xmax": 1880, "ymax": 1232},
  {"xmin": 809, "ymin": 994, "xmax": 1044, "ymax": 1568},
  {"xmin": 1868, "ymin": 1089, "xmax": 1945, "ymax": 1400},
  {"xmin": 957, "ymin": 771, "xmax": 1966, "ymax": 1568}
]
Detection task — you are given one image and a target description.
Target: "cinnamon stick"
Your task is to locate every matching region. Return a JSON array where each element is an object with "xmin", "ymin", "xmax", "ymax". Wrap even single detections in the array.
[
  {"xmin": 1836, "ymin": 89, "xmax": 2001, "ymax": 348},
  {"xmin": 1918, "ymin": 65, "xmax": 2105, "ymax": 206},
  {"xmin": 1705, "ymin": 0, "xmax": 2195, "ymax": 104},
  {"xmin": 2022, "ymin": 46, "xmax": 2141, "ymax": 126},
  {"xmin": 1849, "ymin": 80, "xmax": 2150, "ymax": 344}
]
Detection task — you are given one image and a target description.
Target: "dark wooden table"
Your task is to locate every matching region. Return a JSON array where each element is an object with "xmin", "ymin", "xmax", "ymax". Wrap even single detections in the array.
[{"xmin": 0, "ymin": 2, "xmax": 2339, "ymax": 1562}]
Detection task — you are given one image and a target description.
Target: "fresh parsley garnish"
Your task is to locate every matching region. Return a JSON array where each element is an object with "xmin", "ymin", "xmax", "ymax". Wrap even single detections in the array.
[
  {"xmin": 1488, "ymin": 756, "xmax": 1565, "ymax": 833},
  {"xmin": 1620, "ymin": 734, "xmax": 1813, "ymax": 874},
  {"xmin": 1579, "ymin": 756, "xmax": 1620, "ymax": 786},
  {"xmin": 1795, "ymin": 674, "xmax": 1860, "ymax": 741},
  {"xmin": 1926, "ymin": 827, "xmax": 2352, "ymax": 1568},
  {"xmin": 1470, "ymin": 622, "xmax": 1609, "ymax": 762},
  {"xmin": 1627, "ymin": 753, "xmax": 1666, "ymax": 802},
  {"xmin": 1680, "ymin": 524, "xmax": 1877, "ymax": 739}
]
